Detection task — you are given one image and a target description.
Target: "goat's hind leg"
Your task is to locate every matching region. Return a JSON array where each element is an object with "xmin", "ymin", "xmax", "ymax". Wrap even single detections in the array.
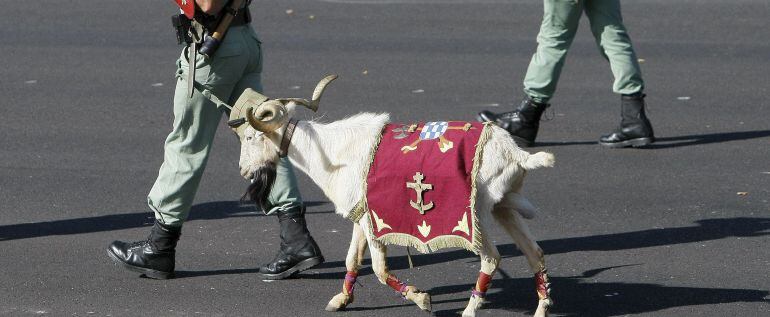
[
  {"xmin": 367, "ymin": 236, "xmax": 432, "ymax": 312},
  {"xmin": 493, "ymin": 199, "xmax": 553, "ymax": 317},
  {"xmin": 462, "ymin": 233, "xmax": 501, "ymax": 317},
  {"xmin": 326, "ymin": 223, "xmax": 368, "ymax": 311}
]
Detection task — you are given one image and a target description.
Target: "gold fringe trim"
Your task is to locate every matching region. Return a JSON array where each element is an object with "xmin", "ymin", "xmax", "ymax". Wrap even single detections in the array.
[
  {"xmin": 467, "ymin": 122, "xmax": 494, "ymax": 255},
  {"xmin": 347, "ymin": 124, "xmax": 387, "ymax": 223},
  {"xmin": 376, "ymin": 233, "xmax": 474, "ymax": 254}
]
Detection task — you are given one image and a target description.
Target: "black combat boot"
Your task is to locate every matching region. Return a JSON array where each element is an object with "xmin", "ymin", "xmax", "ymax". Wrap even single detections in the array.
[
  {"xmin": 599, "ymin": 93, "xmax": 655, "ymax": 148},
  {"xmin": 107, "ymin": 220, "xmax": 181, "ymax": 279},
  {"xmin": 259, "ymin": 208, "xmax": 324, "ymax": 280},
  {"xmin": 477, "ymin": 98, "xmax": 550, "ymax": 147}
]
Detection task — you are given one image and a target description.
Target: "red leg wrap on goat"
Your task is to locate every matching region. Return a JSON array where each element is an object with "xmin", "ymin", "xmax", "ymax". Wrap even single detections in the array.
[
  {"xmin": 535, "ymin": 269, "xmax": 551, "ymax": 300},
  {"xmin": 343, "ymin": 271, "xmax": 358, "ymax": 295},
  {"xmin": 386, "ymin": 274, "xmax": 408, "ymax": 294},
  {"xmin": 471, "ymin": 272, "xmax": 493, "ymax": 297}
]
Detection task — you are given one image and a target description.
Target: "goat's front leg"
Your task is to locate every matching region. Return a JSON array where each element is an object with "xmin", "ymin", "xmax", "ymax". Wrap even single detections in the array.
[
  {"xmin": 326, "ymin": 223, "xmax": 368, "ymax": 311},
  {"xmin": 368, "ymin": 236, "xmax": 432, "ymax": 312},
  {"xmin": 462, "ymin": 232, "xmax": 501, "ymax": 317},
  {"xmin": 493, "ymin": 205, "xmax": 553, "ymax": 317}
]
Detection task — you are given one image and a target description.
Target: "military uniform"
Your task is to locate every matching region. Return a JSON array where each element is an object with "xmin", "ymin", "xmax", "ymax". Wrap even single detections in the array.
[
  {"xmin": 149, "ymin": 24, "xmax": 302, "ymax": 224},
  {"xmin": 108, "ymin": 2, "xmax": 323, "ymax": 280},
  {"xmin": 479, "ymin": 0, "xmax": 654, "ymax": 148}
]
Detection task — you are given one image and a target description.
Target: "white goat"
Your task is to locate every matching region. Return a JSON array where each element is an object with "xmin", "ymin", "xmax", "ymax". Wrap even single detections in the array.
[{"xmin": 237, "ymin": 76, "xmax": 554, "ymax": 317}]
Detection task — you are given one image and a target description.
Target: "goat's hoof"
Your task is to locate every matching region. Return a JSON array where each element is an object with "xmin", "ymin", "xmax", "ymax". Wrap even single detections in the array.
[
  {"xmin": 533, "ymin": 298, "xmax": 553, "ymax": 317},
  {"xmin": 461, "ymin": 295, "xmax": 484, "ymax": 317},
  {"xmin": 411, "ymin": 291, "xmax": 432, "ymax": 312},
  {"xmin": 324, "ymin": 304, "xmax": 343, "ymax": 312},
  {"xmin": 325, "ymin": 293, "xmax": 353, "ymax": 312}
]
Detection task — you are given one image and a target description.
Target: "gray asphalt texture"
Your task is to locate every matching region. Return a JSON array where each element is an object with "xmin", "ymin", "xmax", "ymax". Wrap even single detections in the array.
[{"xmin": 1, "ymin": 0, "xmax": 769, "ymax": 316}]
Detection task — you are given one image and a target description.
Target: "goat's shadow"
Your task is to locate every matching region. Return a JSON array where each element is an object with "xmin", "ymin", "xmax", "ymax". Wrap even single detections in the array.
[
  {"xmin": 307, "ymin": 266, "xmax": 769, "ymax": 316},
  {"xmin": 535, "ymin": 129, "xmax": 770, "ymax": 148},
  {"xmin": 300, "ymin": 217, "xmax": 770, "ymax": 316},
  {"xmin": 313, "ymin": 217, "xmax": 770, "ymax": 271},
  {"xmin": 0, "ymin": 200, "xmax": 331, "ymax": 241},
  {"xmin": 428, "ymin": 266, "xmax": 770, "ymax": 317}
]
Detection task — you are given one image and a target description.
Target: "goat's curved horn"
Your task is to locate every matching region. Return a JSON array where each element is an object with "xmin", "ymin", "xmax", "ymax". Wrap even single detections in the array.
[
  {"xmin": 277, "ymin": 97, "xmax": 313, "ymax": 108},
  {"xmin": 278, "ymin": 75, "xmax": 338, "ymax": 112},
  {"xmin": 310, "ymin": 74, "xmax": 338, "ymax": 108},
  {"xmin": 246, "ymin": 103, "xmax": 286, "ymax": 133}
]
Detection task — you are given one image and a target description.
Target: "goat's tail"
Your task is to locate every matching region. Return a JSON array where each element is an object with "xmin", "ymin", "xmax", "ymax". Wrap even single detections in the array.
[{"xmin": 522, "ymin": 151, "xmax": 555, "ymax": 170}]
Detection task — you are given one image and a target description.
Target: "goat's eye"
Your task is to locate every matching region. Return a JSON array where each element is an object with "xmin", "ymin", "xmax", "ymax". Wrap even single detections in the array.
[{"xmin": 246, "ymin": 136, "xmax": 253, "ymax": 141}]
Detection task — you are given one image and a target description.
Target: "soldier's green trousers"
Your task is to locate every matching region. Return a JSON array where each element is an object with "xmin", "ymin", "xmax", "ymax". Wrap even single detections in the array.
[
  {"xmin": 523, "ymin": 0, "xmax": 644, "ymax": 103},
  {"xmin": 148, "ymin": 26, "xmax": 303, "ymax": 227}
]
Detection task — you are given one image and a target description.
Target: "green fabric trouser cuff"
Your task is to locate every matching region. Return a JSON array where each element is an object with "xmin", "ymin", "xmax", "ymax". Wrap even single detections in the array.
[{"xmin": 276, "ymin": 205, "xmax": 306, "ymax": 221}]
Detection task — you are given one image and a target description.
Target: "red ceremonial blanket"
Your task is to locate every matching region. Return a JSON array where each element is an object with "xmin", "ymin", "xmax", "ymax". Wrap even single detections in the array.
[{"xmin": 350, "ymin": 121, "xmax": 490, "ymax": 254}]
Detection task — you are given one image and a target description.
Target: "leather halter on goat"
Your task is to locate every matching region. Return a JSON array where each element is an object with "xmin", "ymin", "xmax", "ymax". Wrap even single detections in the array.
[{"xmin": 279, "ymin": 118, "xmax": 299, "ymax": 158}]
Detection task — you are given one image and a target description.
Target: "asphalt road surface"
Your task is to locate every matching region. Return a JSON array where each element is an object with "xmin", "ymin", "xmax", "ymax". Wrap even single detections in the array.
[{"xmin": 1, "ymin": 0, "xmax": 768, "ymax": 316}]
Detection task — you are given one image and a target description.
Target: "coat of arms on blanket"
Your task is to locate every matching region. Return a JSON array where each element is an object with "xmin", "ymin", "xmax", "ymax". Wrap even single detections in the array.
[{"xmin": 349, "ymin": 121, "xmax": 492, "ymax": 254}]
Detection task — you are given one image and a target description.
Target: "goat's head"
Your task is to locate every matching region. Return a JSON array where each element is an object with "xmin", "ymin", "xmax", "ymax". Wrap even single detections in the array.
[{"xmin": 235, "ymin": 75, "xmax": 337, "ymax": 210}]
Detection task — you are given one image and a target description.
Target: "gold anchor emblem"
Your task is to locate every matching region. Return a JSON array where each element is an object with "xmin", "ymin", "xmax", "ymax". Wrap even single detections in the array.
[{"xmin": 406, "ymin": 172, "xmax": 434, "ymax": 214}]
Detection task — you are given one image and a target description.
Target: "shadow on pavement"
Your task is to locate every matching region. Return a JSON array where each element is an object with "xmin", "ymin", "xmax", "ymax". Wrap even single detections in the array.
[
  {"xmin": 315, "ymin": 217, "xmax": 770, "ymax": 270},
  {"xmin": 429, "ymin": 269, "xmax": 770, "ymax": 317},
  {"xmin": 174, "ymin": 268, "xmax": 261, "ymax": 278},
  {"xmin": 93, "ymin": 217, "xmax": 768, "ymax": 283},
  {"xmin": 0, "ymin": 200, "xmax": 330, "ymax": 241},
  {"xmin": 5, "ymin": 209, "xmax": 768, "ymax": 316},
  {"xmin": 296, "ymin": 217, "xmax": 770, "ymax": 315},
  {"xmin": 297, "ymin": 265, "xmax": 769, "ymax": 316},
  {"xmin": 536, "ymin": 129, "xmax": 770, "ymax": 148}
]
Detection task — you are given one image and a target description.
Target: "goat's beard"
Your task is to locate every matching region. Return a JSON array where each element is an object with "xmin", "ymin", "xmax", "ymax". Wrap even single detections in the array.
[{"xmin": 241, "ymin": 163, "xmax": 277, "ymax": 212}]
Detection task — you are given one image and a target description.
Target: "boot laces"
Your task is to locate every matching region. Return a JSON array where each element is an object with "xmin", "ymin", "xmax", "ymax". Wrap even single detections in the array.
[
  {"xmin": 497, "ymin": 110, "xmax": 521, "ymax": 120},
  {"xmin": 126, "ymin": 239, "xmax": 150, "ymax": 249},
  {"xmin": 497, "ymin": 107, "xmax": 553, "ymax": 122}
]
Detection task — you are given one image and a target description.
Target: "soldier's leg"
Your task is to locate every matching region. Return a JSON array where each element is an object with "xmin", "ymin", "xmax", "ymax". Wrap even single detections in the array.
[
  {"xmin": 148, "ymin": 35, "xmax": 251, "ymax": 222},
  {"xmin": 228, "ymin": 26, "xmax": 324, "ymax": 279},
  {"xmin": 258, "ymin": 157, "xmax": 325, "ymax": 280},
  {"xmin": 585, "ymin": 0, "xmax": 654, "ymax": 147},
  {"xmin": 523, "ymin": 0, "xmax": 584, "ymax": 103},
  {"xmin": 584, "ymin": 0, "xmax": 643, "ymax": 95},
  {"xmin": 479, "ymin": 0, "xmax": 583, "ymax": 146},
  {"xmin": 148, "ymin": 70, "xmax": 232, "ymax": 226},
  {"xmin": 108, "ymin": 40, "xmax": 249, "ymax": 278}
]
